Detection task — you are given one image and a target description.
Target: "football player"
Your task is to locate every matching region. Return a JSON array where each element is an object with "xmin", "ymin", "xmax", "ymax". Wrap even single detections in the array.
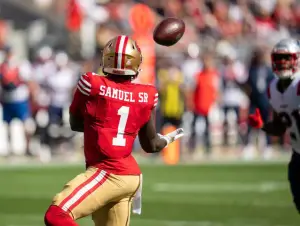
[
  {"xmin": 248, "ymin": 38, "xmax": 300, "ymax": 213},
  {"xmin": 44, "ymin": 35, "xmax": 184, "ymax": 226}
]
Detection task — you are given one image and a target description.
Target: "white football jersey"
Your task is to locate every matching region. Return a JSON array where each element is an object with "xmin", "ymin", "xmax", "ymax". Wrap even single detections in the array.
[{"xmin": 269, "ymin": 76, "xmax": 300, "ymax": 153}]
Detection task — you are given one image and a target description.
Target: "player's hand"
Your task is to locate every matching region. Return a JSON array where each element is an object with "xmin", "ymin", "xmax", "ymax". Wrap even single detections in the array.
[
  {"xmin": 159, "ymin": 128, "xmax": 184, "ymax": 147},
  {"xmin": 248, "ymin": 108, "xmax": 263, "ymax": 129}
]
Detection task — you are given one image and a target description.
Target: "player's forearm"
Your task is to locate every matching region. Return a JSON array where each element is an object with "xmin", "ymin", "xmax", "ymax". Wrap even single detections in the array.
[
  {"xmin": 262, "ymin": 121, "xmax": 286, "ymax": 136},
  {"xmin": 70, "ymin": 121, "xmax": 84, "ymax": 132},
  {"xmin": 70, "ymin": 124, "xmax": 84, "ymax": 132},
  {"xmin": 140, "ymin": 134, "xmax": 168, "ymax": 153},
  {"xmin": 152, "ymin": 134, "xmax": 169, "ymax": 152},
  {"xmin": 69, "ymin": 113, "xmax": 84, "ymax": 132},
  {"xmin": 138, "ymin": 109, "xmax": 184, "ymax": 153}
]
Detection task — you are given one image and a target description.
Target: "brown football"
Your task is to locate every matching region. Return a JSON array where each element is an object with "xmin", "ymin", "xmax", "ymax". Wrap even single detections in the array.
[{"xmin": 153, "ymin": 17, "xmax": 185, "ymax": 46}]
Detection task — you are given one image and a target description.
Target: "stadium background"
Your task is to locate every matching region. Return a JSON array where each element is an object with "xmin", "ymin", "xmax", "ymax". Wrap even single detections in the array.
[{"xmin": 0, "ymin": 0, "xmax": 299, "ymax": 225}]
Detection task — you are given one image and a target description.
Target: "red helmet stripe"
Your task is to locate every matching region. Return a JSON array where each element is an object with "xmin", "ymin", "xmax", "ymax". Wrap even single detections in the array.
[
  {"xmin": 114, "ymin": 36, "xmax": 122, "ymax": 68},
  {"xmin": 121, "ymin": 36, "xmax": 129, "ymax": 69},
  {"xmin": 114, "ymin": 35, "xmax": 126, "ymax": 69}
]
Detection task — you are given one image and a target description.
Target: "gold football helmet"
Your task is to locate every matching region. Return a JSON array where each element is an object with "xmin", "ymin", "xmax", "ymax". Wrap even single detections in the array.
[{"xmin": 102, "ymin": 35, "xmax": 142, "ymax": 77}]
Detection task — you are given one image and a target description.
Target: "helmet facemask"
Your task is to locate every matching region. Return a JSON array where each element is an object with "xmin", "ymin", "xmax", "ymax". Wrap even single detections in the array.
[
  {"xmin": 271, "ymin": 39, "xmax": 300, "ymax": 80},
  {"xmin": 272, "ymin": 53, "xmax": 299, "ymax": 79}
]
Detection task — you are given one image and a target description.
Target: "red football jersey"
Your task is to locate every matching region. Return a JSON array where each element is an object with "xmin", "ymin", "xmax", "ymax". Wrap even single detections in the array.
[{"xmin": 70, "ymin": 72, "xmax": 158, "ymax": 175}]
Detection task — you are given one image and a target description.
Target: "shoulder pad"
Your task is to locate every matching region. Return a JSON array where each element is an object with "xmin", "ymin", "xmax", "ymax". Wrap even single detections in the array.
[
  {"xmin": 148, "ymin": 85, "xmax": 158, "ymax": 108},
  {"xmin": 85, "ymin": 71, "xmax": 100, "ymax": 77},
  {"xmin": 77, "ymin": 73, "xmax": 92, "ymax": 96}
]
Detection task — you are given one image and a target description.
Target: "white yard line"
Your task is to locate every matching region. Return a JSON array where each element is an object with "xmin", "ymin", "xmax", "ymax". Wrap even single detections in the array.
[
  {"xmin": 0, "ymin": 159, "xmax": 288, "ymax": 170},
  {"xmin": 0, "ymin": 213, "xmax": 41, "ymax": 221},
  {"xmin": 0, "ymin": 213, "xmax": 220, "ymax": 226},
  {"xmin": 132, "ymin": 218, "xmax": 224, "ymax": 226},
  {"xmin": 1, "ymin": 213, "xmax": 294, "ymax": 226},
  {"xmin": 0, "ymin": 162, "xmax": 83, "ymax": 170},
  {"xmin": 4, "ymin": 218, "xmax": 293, "ymax": 226},
  {"xmin": 152, "ymin": 181, "xmax": 288, "ymax": 193},
  {"xmin": 7, "ymin": 225, "xmax": 39, "ymax": 226}
]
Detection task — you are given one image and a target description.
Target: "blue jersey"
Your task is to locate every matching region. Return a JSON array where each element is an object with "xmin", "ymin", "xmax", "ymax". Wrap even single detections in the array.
[{"xmin": 247, "ymin": 65, "xmax": 274, "ymax": 109}]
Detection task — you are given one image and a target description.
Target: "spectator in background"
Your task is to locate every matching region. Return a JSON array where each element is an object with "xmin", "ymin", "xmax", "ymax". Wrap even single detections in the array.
[
  {"xmin": 253, "ymin": 0, "xmax": 277, "ymax": 39},
  {"xmin": 293, "ymin": 2, "xmax": 300, "ymax": 34},
  {"xmin": 45, "ymin": 51, "xmax": 77, "ymax": 153},
  {"xmin": 32, "ymin": 46, "xmax": 55, "ymax": 114},
  {"xmin": 31, "ymin": 46, "xmax": 56, "ymax": 156},
  {"xmin": 0, "ymin": 46, "xmax": 35, "ymax": 156},
  {"xmin": 181, "ymin": 43, "xmax": 202, "ymax": 89},
  {"xmin": 162, "ymin": 0, "xmax": 184, "ymax": 17},
  {"xmin": 273, "ymin": 0, "xmax": 293, "ymax": 38},
  {"xmin": 242, "ymin": 46, "xmax": 275, "ymax": 159},
  {"xmin": 0, "ymin": 0, "xmax": 298, "ymax": 162},
  {"xmin": 188, "ymin": 52, "xmax": 219, "ymax": 156},
  {"xmin": 157, "ymin": 64, "xmax": 184, "ymax": 129},
  {"xmin": 218, "ymin": 43, "xmax": 247, "ymax": 146},
  {"xmin": 211, "ymin": 0, "xmax": 243, "ymax": 40}
]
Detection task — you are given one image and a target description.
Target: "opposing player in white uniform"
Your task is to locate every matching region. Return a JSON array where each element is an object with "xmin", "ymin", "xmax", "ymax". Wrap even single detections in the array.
[{"xmin": 248, "ymin": 38, "xmax": 300, "ymax": 213}]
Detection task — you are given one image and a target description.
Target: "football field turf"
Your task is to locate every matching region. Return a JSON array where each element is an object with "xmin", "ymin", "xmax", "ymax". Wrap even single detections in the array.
[{"xmin": 0, "ymin": 161, "xmax": 298, "ymax": 226}]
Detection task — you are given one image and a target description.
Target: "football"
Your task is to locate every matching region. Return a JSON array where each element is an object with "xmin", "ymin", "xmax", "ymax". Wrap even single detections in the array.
[{"xmin": 153, "ymin": 17, "xmax": 185, "ymax": 46}]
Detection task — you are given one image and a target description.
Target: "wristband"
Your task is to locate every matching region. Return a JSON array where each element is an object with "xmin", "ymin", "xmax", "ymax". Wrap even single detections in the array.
[{"xmin": 158, "ymin": 133, "xmax": 171, "ymax": 147}]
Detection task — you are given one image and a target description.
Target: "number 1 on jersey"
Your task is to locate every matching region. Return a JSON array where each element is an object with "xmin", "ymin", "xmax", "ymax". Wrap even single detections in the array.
[{"xmin": 113, "ymin": 106, "xmax": 129, "ymax": 146}]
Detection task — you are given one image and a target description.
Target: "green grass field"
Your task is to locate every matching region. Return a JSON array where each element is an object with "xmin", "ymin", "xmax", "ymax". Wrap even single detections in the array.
[{"xmin": 0, "ymin": 162, "xmax": 298, "ymax": 226}]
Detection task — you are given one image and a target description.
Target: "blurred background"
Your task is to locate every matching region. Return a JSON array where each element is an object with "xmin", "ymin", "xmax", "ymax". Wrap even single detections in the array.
[
  {"xmin": 0, "ymin": 0, "xmax": 300, "ymax": 226},
  {"xmin": 0, "ymin": 0, "xmax": 298, "ymax": 164}
]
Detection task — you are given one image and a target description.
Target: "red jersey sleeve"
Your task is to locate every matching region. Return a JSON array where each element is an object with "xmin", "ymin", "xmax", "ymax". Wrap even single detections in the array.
[
  {"xmin": 150, "ymin": 86, "xmax": 159, "ymax": 110},
  {"xmin": 69, "ymin": 72, "xmax": 92, "ymax": 116}
]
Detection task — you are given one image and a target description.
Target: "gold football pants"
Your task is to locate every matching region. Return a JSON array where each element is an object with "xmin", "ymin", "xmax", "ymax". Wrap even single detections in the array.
[{"xmin": 52, "ymin": 167, "xmax": 140, "ymax": 226}]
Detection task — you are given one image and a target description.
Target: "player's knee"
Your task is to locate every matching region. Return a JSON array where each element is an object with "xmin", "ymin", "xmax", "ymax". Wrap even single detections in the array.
[{"xmin": 44, "ymin": 205, "xmax": 72, "ymax": 226}]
